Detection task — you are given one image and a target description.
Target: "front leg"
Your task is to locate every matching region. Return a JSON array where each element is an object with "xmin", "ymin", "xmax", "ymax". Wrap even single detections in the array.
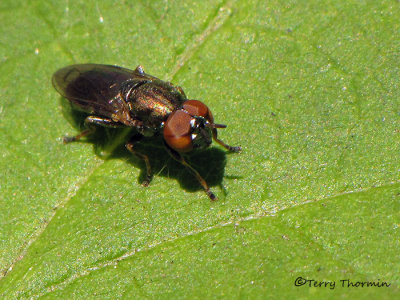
[
  {"xmin": 212, "ymin": 128, "xmax": 241, "ymax": 153},
  {"xmin": 63, "ymin": 116, "xmax": 124, "ymax": 143},
  {"xmin": 164, "ymin": 142, "xmax": 216, "ymax": 201}
]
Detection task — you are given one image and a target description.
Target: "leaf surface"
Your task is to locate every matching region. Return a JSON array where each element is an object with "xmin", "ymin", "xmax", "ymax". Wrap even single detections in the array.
[{"xmin": 0, "ymin": 0, "xmax": 399, "ymax": 298}]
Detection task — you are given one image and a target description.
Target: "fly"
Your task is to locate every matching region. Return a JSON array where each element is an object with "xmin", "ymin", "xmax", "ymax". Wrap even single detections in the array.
[{"xmin": 52, "ymin": 64, "xmax": 241, "ymax": 200}]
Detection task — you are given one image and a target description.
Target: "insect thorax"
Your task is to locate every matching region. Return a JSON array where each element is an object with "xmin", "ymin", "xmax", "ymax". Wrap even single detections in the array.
[{"xmin": 126, "ymin": 81, "xmax": 186, "ymax": 129}]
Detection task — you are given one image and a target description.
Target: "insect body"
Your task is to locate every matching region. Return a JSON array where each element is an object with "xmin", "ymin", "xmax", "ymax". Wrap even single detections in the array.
[{"xmin": 52, "ymin": 64, "xmax": 241, "ymax": 200}]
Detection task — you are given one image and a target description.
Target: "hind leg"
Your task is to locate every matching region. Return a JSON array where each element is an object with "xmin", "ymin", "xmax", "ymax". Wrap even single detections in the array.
[{"xmin": 63, "ymin": 116, "xmax": 123, "ymax": 143}]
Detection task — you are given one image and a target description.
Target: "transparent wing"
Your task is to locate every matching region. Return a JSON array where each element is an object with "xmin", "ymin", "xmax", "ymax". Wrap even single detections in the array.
[{"xmin": 52, "ymin": 64, "xmax": 155, "ymax": 117}]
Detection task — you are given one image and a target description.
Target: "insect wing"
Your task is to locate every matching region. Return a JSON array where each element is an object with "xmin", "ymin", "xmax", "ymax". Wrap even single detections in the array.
[{"xmin": 52, "ymin": 64, "xmax": 151, "ymax": 116}]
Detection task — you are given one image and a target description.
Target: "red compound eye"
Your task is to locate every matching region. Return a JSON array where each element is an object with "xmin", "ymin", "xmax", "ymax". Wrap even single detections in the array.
[
  {"xmin": 163, "ymin": 110, "xmax": 194, "ymax": 152},
  {"xmin": 183, "ymin": 100, "xmax": 214, "ymax": 123}
]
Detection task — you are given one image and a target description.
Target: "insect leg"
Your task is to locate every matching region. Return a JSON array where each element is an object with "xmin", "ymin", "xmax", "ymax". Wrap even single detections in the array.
[
  {"xmin": 126, "ymin": 134, "xmax": 152, "ymax": 187},
  {"xmin": 212, "ymin": 128, "xmax": 241, "ymax": 153},
  {"xmin": 63, "ymin": 116, "xmax": 123, "ymax": 143},
  {"xmin": 164, "ymin": 142, "xmax": 216, "ymax": 201},
  {"xmin": 175, "ymin": 86, "xmax": 186, "ymax": 98}
]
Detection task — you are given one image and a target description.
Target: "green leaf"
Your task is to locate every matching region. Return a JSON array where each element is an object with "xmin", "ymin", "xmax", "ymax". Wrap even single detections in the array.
[{"xmin": 0, "ymin": 0, "xmax": 399, "ymax": 298}]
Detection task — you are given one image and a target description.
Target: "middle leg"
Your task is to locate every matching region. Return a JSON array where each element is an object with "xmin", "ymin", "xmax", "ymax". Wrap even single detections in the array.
[
  {"xmin": 126, "ymin": 134, "xmax": 152, "ymax": 187},
  {"xmin": 164, "ymin": 142, "xmax": 216, "ymax": 201}
]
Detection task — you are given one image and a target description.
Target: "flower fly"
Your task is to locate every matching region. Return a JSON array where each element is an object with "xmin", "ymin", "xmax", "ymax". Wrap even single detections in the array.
[{"xmin": 52, "ymin": 64, "xmax": 241, "ymax": 200}]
